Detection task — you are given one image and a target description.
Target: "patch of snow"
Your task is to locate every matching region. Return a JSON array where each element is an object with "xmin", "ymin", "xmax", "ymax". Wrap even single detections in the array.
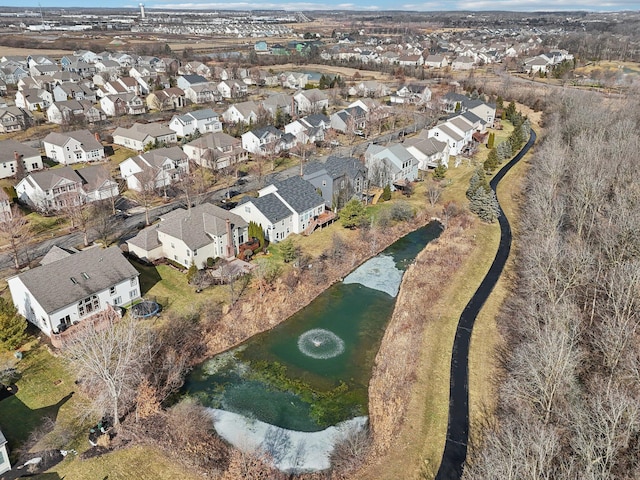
[
  {"xmin": 342, "ymin": 254, "xmax": 403, "ymax": 297},
  {"xmin": 209, "ymin": 409, "xmax": 368, "ymax": 473}
]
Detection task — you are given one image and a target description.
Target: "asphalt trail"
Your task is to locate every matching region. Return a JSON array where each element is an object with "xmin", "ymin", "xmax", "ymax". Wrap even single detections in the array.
[{"xmin": 435, "ymin": 129, "xmax": 537, "ymax": 480}]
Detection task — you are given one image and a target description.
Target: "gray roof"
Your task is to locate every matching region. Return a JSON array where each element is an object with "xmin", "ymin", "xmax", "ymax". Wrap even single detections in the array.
[
  {"xmin": 459, "ymin": 110, "xmax": 485, "ymax": 125},
  {"xmin": 404, "ymin": 136, "xmax": 448, "ymax": 156},
  {"xmin": 435, "ymin": 123, "xmax": 464, "ymax": 142},
  {"xmin": 188, "ymin": 108, "xmax": 218, "ymax": 121},
  {"xmin": 449, "ymin": 116, "xmax": 473, "ymax": 133},
  {"xmin": 114, "ymin": 122, "xmax": 174, "ymax": 142},
  {"xmin": 238, "ymin": 193, "xmax": 292, "ymax": 224},
  {"xmin": 39, "ymin": 245, "xmax": 77, "ymax": 266},
  {"xmin": 0, "ymin": 139, "xmax": 40, "ymax": 161},
  {"xmin": 21, "ymin": 166, "xmax": 80, "ymax": 191},
  {"xmin": 75, "ymin": 164, "xmax": 115, "ymax": 192},
  {"xmin": 304, "ymin": 155, "xmax": 366, "ymax": 181},
  {"xmin": 43, "ymin": 129, "xmax": 102, "ymax": 151},
  {"xmin": 15, "ymin": 245, "xmax": 139, "ymax": 314},
  {"xmin": 273, "ymin": 175, "xmax": 324, "ymax": 214},
  {"xmin": 127, "ymin": 225, "xmax": 161, "ymax": 251},
  {"xmin": 180, "ymin": 74, "xmax": 208, "ymax": 85},
  {"xmin": 157, "ymin": 203, "xmax": 247, "ymax": 250}
]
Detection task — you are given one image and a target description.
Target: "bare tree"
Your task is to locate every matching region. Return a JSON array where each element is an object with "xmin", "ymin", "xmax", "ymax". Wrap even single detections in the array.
[
  {"xmin": 0, "ymin": 206, "xmax": 32, "ymax": 269},
  {"xmin": 426, "ymin": 182, "xmax": 443, "ymax": 207},
  {"xmin": 131, "ymin": 166, "xmax": 159, "ymax": 226},
  {"xmin": 64, "ymin": 310, "xmax": 153, "ymax": 426}
]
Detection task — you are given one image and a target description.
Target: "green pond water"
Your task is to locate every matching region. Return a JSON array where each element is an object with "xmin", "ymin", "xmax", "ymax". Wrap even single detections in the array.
[{"xmin": 184, "ymin": 221, "xmax": 443, "ymax": 432}]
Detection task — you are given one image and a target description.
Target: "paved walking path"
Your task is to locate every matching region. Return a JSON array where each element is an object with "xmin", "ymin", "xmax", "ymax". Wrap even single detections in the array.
[{"xmin": 435, "ymin": 129, "xmax": 537, "ymax": 480}]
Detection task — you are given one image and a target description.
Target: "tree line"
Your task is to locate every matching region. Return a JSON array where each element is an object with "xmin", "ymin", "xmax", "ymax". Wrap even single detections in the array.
[{"xmin": 464, "ymin": 91, "xmax": 640, "ymax": 479}]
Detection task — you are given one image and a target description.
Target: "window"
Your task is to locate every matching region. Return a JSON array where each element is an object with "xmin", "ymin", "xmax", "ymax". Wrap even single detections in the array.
[
  {"xmin": 130, "ymin": 277, "xmax": 137, "ymax": 287},
  {"xmin": 31, "ymin": 163, "xmax": 38, "ymax": 169},
  {"xmin": 130, "ymin": 289, "xmax": 138, "ymax": 299},
  {"xmin": 78, "ymin": 295, "xmax": 100, "ymax": 317},
  {"xmin": 109, "ymin": 286, "xmax": 116, "ymax": 295},
  {"xmin": 113, "ymin": 296, "xmax": 121, "ymax": 305},
  {"xmin": 75, "ymin": 152, "xmax": 82, "ymax": 160}
]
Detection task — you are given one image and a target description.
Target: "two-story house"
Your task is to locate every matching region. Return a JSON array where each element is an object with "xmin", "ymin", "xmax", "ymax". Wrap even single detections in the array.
[
  {"xmin": 43, "ymin": 130, "xmax": 105, "ymax": 164},
  {"xmin": 127, "ymin": 203, "xmax": 248, "ymax": 269},
  {"xmin": 113, "ymin": 122, "xmax": 177, "ymax": 152},
  {"xmin": 8, "ymin": 245, "xmax": 140, "ymax": 338},
  {"xmin": 100, "ymin": 93, "xmax": 145, "ymax": 117},
  {"xmin": 0, "ymin": 139, "xmax": 43, "ymax": 179},
  {"xmin": 169, "ymin": 108, "xmax": 222, "ymax": 137},
  {"xmin": 364, "ymin": 143, "xmax": 419, "ymax": 191},
  {"xmin": 303, "ymin": 155, "xmax": 368, "ymax": 209},
  {"xmin": 0, "ymin": 106, "xmax": 32, "ymax": 133},
  {"xmin": 119, "ymin": 146, "xmax": 189, "ymax": 191},
  {"xmin": 183, "ymin": 132, "xmax": 247, "ymax": 171}
]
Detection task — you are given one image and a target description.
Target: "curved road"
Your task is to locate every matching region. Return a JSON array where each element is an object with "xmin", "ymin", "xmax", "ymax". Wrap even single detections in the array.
[{"xmin": 435, "ymin": 129, "xmax": 537, "ymax": 480}]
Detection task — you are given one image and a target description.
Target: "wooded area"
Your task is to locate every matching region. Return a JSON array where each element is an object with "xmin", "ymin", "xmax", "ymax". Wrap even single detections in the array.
[{"xmin": 464, "ymin": 91, "xmax": 640, "ymax": 479}]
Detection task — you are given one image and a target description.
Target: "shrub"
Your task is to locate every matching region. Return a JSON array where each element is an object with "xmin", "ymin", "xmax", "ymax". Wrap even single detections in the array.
[
  {"xmin": 390, "ymin": 201, "xmax": 415, "ymax": 222},
  {"xmin": 381, "ymin": 184, "xmax": 392, "ymax": 201}
]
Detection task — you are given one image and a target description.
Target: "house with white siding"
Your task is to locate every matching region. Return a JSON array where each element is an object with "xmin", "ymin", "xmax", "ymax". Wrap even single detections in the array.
[
  {"xmin": 119, "ymin": 146, "xmax": 188, "ymax": 191},
  {"xmin": 231, "ymin": 175, "xmax": 325, "ymax": 242},
  {"xmin": 0, "ymin": 139, "xmax": 43, "ymax": 179},
  {"xmin": 8, "ymin": 245, "xmax": 140, "ymax": 338},
  {"xmin": 43, "ymin": 130, "xmax": 105, "ymax": 164},
  {"xmin": 222, "ymin": 101, "xmax": 260, "ymax": 125},
  {"xmin": 183, "ymin": 132, "xmax": 247, "ymax": 171},
  {"xmin": 403, "ymin": 133, "xmax": 451, "ymax": 169},
  {"xmin": 364, "ymin": 143, "xmax": 419, "ymax": 191},
  {"xmin": 113, "ymin": 122, "xmax": 177, "ymax": 151},
  {"xmin": 169, "ymin": 108, "xmax": 222, "ymax": 137},
  {"xmin": 100, "ymin": 93, "xmax": 145, "ymax": 117},
  {"xmin": 127, "ymin": 203, "xmax": 248, "ymax": 269}
]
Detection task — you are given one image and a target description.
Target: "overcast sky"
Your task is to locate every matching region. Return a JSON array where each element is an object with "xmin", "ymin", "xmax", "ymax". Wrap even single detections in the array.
[{"xmin": 8, "ymin": 0, "xmax": 639, "ymax": 11}]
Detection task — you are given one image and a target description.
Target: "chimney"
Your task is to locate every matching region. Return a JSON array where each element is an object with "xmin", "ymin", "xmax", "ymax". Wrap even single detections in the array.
[
  {"xmin": 94, "ymin": 132, "xmax": 101, "ymax": 143},
  {"xmin": 225, "ymin": 218, "xmax": 234, "ymax": 258}
]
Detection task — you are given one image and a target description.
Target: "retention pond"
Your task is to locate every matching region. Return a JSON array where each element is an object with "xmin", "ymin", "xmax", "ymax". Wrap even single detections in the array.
[{"xmin": 183, "ymin": 221, "xmax": 443, "ymax": 472}]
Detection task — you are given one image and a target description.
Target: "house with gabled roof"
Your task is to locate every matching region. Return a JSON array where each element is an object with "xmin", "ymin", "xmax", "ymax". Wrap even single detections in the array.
[
  {"xmin": 390, "ymin": 84, "xmax": 432, "ymax": 105},
  {"xmin": 217, "ymin": 79, "xmax": 247, "ymax": 99},
  {"xmin": 0, "ymin": 106, "xmax": 32, "ymax": 133},
  {"xmin": 100, "ymin": 93, "xmax": 145, "ymax": 116},
  {"xmin": 303, "ymin": 155, "xmax": 368, "ymax": 209},
  {"xmin": 8, "ymin": 245, "xmax": 140, "ymax": 338},
  {"xmin": 15, "ymin": 165, "xmax": 117, "ymax": 211},
  {"xmin": 262, "ymin": 92, "xmax": 294, "ymax": 117},
  {"xmin": 284, "ymin": 113, "xmax": 330, "ymax": 144},
  {"xmin": 52, "ymin": 82, "xmax": 96, "ymax": 103},
  {"xmin": 241, "ymin": 125, "xmax": 290, "ymax": 155},
  {"xmin": 364, "ymin": 143, "xmax": 419, "ymax": 191},
  {"xmin": 184, "ymin": 83, "xmax": 220, "ymax": 104},
  {"xmin": 127, "ymin": 203, "xmax": 248, "ymax": 269},
  {"xmin": 169, "ymin": 108, "xmax": 222, "ymax": 137},
  {"xmin": 119, "ymin": 146, "xmax": 188, "ymax": 191},
  {"xmin": 113, "ymin": 122, "xmax": 177, "ymax": 151},
  {"xmin": 231, "ymin": 175, "xmax": 325, "ymax": 242},
  {"xmin": 15, "ymin": 88, "xmax": 53, "ymax": 111},
  {"xmin": 403, "ymin": 132, "xmax": 451, "ymax": 169},
  {"xmin": 0, "ymin": 139, "xmax": 43, "ymax": 179},
  {"xmin": 451, "ymin": 56, "xmax": 475, "ymax": 70},
  {"xmin": 146, "ymin": 87, "xmax": 186, "ymax": 111},
  {"xmin": 183, "ymin": 132, "xmax": 247, "ymax": 171},
  {"xmin": 294, "ymin": 89, "xmax": 329, "ymax": 115},
  {"xmin": 176, "ymin": 74, "xmax": 209, "ymax": 91},
  {"xmin": 43, "ymin": 129, "xmax": 105, "ymax": 164},
  {"xmin": 423, "ymin": 54, "xmax": 449, "ymax": 68},
  {"xmin": 330, "ymin": 106, "xmax": 367, "ymax": 133},
  {"xmin": 222, "ymin": 101, "xmax": 260, "ymax": 125}
]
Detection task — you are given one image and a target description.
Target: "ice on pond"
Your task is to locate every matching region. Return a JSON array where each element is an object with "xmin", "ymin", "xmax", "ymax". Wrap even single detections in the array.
[
  {"xmin": 209, "ymin": 409, "xmax": 368, "ymax": 473},
  {"xmin": 342, "ymin": 254, "xmax": 403, "ymax": 297}
]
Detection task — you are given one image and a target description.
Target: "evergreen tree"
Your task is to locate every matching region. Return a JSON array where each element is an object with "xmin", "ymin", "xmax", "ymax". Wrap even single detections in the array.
[
  {"xmin": 484, "ymin": 148, "xmax": 499, "ymax": 172},
  {"xmin": 0, "ymin": 298, "xmax": 27, "ymax": 350},
  {"xmin": 497, "ymin": 141, "xmax": 512, "ymax": 162},
  {"xmin": 186, "ymin": 262, "xmax": 198, "ymax": 284},
  {"xmin": 433, "ymin": 161, "xmax": 447, "ymax": 180},
  {"xmin": 467, "ymin": 167, "xmax": 490, "ymax": 199},
  {"xmin": 469, "ymin": 187, "xmax": 500, "ymax": 223},
  {"xmin": 248, "ymin": 221, "xmax": 266, "ymax": 248},
  {"xmin": 382, "ymin": 184, "xmax": 392, "ymax": 201},
  {"xmin": 487, "ymin": 132, "xmax": 495, "ymax": 149},
  {"xmin": 340, "ymin": 199, "xmax": 368, "ymax": 229},
  {"xmin": 454, "ymin": 102, "xmax": 461, "ymax": 113},
  {"xmin": 279, "ymin": 238, "xmax": 297, "ymax": 263},
  {"xmin": 496, "ymin": 95, "xmax": 504, "ymax": 110},
  {"xmin": 504, "ymin": 101, "xmax": 517, "ymax": 121}
]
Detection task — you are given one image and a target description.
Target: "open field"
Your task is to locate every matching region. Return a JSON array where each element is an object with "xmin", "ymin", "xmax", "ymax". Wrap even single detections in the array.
[
  {"xmin": 0, "ymin": 46, "xmax": 74, "ymax": 58},
  {"xmin": 269, "ymin": 63, "xmax": 393, "ymax": 82}
]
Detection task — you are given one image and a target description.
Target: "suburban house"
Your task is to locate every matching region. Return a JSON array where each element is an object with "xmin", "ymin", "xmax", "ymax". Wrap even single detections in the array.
[
  {"xmin": 176, "ymin": 74, "xmax": 209, "ymax": 91},
  {"xmin": 180, "ymin": 61, "xmax": 212, "ymax": 78},
  {"xmin": 445, "ymin": 115, "xmax": 475, "ymax": 146},
  {"xmin": 43, "ymin": 130, "xmax": 105, "ymax": 164},
  {"xmin": 231, "ymin": 175, "xmax": 325, "ymax": 242},
  {"xmin": 279, "ymin": 71, "xmax": 308, "ymax": 89},
  {"xmin": 294, "ymin": 89, "xmax": 329, "ymax": 115},
  {"xmin": 262, "ymin": 92, "xmax": 294, "ymax": 117},
  {"xmin": 0, "ymin": 106, "xmax": 32, "ymax": 133},
  {"xmin": 183, "ymin": 132, "xmax": 247, "ymax": 171},
  {"xmin": 46, "ymin": 100, "xmax": 105, "ymax": 125},
  {"xmin": 0, "ymin": 427, "xmax": 10, "ymax": 475},
  {"xmin": 217, "ymin": 79, "xmax": 247, "ymax": 99},
  {"xmin": 451, "ymin": 56, "xmax": 476, "ymax": 70},
  {"xmin": 440, "ymin": 93, "xmax": 496, "ymax": 126},
  {"xmin": 169, "ymin": 108, "xmax": 222, "ymax": 137},
  {"xmin": 16, "ymin": 165, "xmax": 118, "ymax": 211},
  {"xmin": 119, "ymin": 146, "xmax": 189, "ymax": 191},
  {"xmin": 0, "ymin": 139, "xmax": 43, "ymax": 179},
  {"xmin": 146, "ymin": 87, "xmax": 186, "ymax": 111},
  {"xmin": 100, "ymin": 93, "xmax": 146, "ymax": 117},
  {"xmin": 426, "ymin": 122, "xmax": 467, "ymax": 156},
  {"xmin": 184, "ymin": 83, "xmax": 220, "ymax": 104},
  {"xmin": 330, "ymin": 106, "xmax": 367, "ymax": 134},
  {"xmin": 241, "ymin": 125, "xmax": 292, "ymax": 155},
  {"xmin": 403, "ymin": 133, "xmax": 451, "ymax": 169},
  {"xmin": 390, "ymin": 84, "xmax": 432, "ymax": 105},
  {"xmin": 15, "ymin": 88, "xmax": 53, "ymax": 111},
  {"xmin": 303, "ymin": 155, "xmax": 368, "ymax": 209},
  {"xmin": 7, "ymin": 245, "xmax": 141, "ymax": 338},
  {"xmin": 127, "ymin": 203, "xmax": 248, "ymax": 269},
  {"xmin": 348, "ymin": 80, "xmax": 391, "ymax": 98},
  {"xmin": 52, "ymin": 82, "xmax": 96, "ymax": 103},
  {"xmin": 423, "ymin": 54, "xmax": 449, "ymax": 68},
  {"xmin": 284, "ymin": 113, "xmax": 330, "ymax": 144},
  {"xmin": 364, "ymin": 143, "xmax": 419, "ymax": 191},
  {"xmin": 222, "ymin": 101, "xmax": 260, "ymax": 125},
  {"xmin": 113, "ymin": 122, "xmax": 177, "ymax": 151}
]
